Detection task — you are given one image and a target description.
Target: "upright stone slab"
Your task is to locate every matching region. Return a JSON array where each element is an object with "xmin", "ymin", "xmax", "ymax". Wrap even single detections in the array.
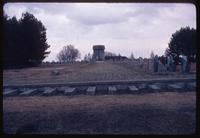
[
  {"xmin": 64, "ymin": 87, "xmax": 76, "ymax": 95},
  {"xmin": 42, "ymin": 88, "xmax": 57, "ymax": 96},
  {"xmin": 153, "ymin": 55, "xmax": 159, "ymax": 72},
  {"xmin": 3, "ymin": 89, "xmax": 18, "ymax": 96},
  {"xmin": 108, "ymin": 86, "xmax": 117, "ymax": 94},
  {"xmin": 86, "ymin": 87, "xmax": 96, "ymax": 95},
  {"xmin": 20, "ymin": 89, "xmax": 38, "ymax": 96}
]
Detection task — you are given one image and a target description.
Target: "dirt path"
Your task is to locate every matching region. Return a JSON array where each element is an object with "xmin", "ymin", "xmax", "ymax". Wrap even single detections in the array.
[{"xmin": 3, "ymin": 92, "xmax": 196, "ymax": 134}]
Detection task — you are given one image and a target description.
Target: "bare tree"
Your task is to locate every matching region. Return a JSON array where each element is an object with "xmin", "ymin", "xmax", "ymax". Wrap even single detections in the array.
[
  {"xmin": 83, "ymin": 53, "xmax": 92, "ymax": 62},
  {"xmin": 57, "ymin": 45, "xmax": 80, "ymax": 63}
]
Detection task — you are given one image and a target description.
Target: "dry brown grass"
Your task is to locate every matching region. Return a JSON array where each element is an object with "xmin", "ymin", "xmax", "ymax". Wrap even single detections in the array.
[{"xmin": 3, "ymin": 92, "xmax": 196, "ymax": 134}]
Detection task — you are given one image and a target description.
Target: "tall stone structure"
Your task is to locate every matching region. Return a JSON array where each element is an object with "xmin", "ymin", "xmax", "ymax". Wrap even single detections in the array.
[{"xmin": 92, "ymin": 45, "xmax": 105, "ymax": 61}]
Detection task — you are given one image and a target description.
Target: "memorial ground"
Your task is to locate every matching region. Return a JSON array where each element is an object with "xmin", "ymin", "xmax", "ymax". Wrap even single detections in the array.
[
  {"xmin": 3, "ymin": 61, "xmax": 195, "ymax": 85},
  {"xmin": 3, "ymin": 61, "xmax": 196, "ymax": 134}
]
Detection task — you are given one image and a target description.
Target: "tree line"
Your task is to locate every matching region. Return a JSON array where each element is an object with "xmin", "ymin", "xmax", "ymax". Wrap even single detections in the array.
[{"xmin": 3, "ymin": 12, "xmax": 196, "ymax": 68}]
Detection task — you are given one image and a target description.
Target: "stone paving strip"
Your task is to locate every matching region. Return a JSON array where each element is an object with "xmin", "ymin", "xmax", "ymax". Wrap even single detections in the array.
[
  {"xmin": 42, "ymin": 88, "xmax": 57, "ymax": 96},
  {"xmin": 64, "ymin": 87, "xmax": 76, "ymax": 95},
  {"xmin": 19, "ymin": 89, "xmax": 38, "ymax": 96},
  {"xmin": 108, "ymin": 86, "xmax": 117, "ymax": 94},
  {"xmin": 3, "ymin": 89, "xmax": 18, "ymax": 96},
  {"xmin": 86, "ymin": 87, "xmax": 96, "ymax": 95},
  {"xmin": 3, "ymin": 80, "xmax": 196, "ymax": 97},
  {"xmin": 128, "ymin": 85, "xmax": 139, "ymax": 92}
]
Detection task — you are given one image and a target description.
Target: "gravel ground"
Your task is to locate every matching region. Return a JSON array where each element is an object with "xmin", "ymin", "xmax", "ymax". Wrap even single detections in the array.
[{"xmin": 3, "ymin": 91, "xmax": 196, "ymax": 134}]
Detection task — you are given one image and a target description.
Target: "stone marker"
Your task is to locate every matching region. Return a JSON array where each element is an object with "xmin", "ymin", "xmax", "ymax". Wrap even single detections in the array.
[
  {"xmin": 153, "ymin": 55, "xmax": 159, "ymax": 72},
  {"xmin": 108, "ymin": 86, "xmax": 117, "ymax": 94},
  {"xmin": 128, "ymin": 85, "xmax": 138, "ymax": 92},
  {"xmin": 20, "ymin": 89, "xmax": 38, "ymax": 96},
  {"xmin": 42, "ymin": 88, "xmax": 56, "ymax": 96},
  {"xmin": 86, "ymin": 87, "xmax": 96, "ymax": 95},
  {"xmin": 64, "ymin": 87, "xmax": 76, "ymax": 95},
  {"xmin": 148, "ymin": 85, "xmax": 160, "ymax": 90},
  {"xmin": 3, "ymin": 89, "xmax": 18, "ymax": 96}
]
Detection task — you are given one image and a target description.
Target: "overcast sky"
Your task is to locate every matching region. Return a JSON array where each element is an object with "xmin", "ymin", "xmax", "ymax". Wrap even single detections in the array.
[{"xmin": 3, "ymin": 3, "xmax": 196, "ymax": 61}]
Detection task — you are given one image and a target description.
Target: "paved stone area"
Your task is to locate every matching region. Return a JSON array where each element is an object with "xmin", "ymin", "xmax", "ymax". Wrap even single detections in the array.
[{"xmin": 3, "ymin": 80, "xmax": 196, "ymax": 97}]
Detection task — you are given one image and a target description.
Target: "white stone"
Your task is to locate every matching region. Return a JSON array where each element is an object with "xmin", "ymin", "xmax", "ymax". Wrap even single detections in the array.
[
  {"xmin": 20, "ymin": 89, "xmax": 38, "ymax": 96},
  {"xmin": 86, "ymin": 87, "xmax": 96, "ymax": 95},
  {"xmin": 108, "ymin": 86, "xmax": 117, "ymax": 94},
  {"xmin": 168, "ymin": 84, "xmax": 183, "ymax": 89},
  {"xmin": 64, "ymin": 87, "xmax": 76, "ymax": 94},
  {"xmin": 43, "ymin": 88, "xmax": 56, "ymax": 95},
  {"xmin": 3, "ymin": 89, "xmax": 18, "ymax": 96},
  {"xmin": 148, "ymin": 85, "xmax": 160, "ymax": 90},
  {"xmin": 128, "ymin": 85, "xmax": 138, "ymax": 91}
]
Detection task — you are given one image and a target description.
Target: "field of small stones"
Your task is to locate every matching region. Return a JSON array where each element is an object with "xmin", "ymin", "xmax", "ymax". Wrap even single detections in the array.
[{"xmin": 3, "ymin": 61, "xmax": 195, "ymax": 85}]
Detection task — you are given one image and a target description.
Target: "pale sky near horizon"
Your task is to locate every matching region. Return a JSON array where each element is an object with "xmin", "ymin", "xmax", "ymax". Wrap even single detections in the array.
[{"xmin": 3, "ymin": 3, "xmax": 196, "ymax": 61}]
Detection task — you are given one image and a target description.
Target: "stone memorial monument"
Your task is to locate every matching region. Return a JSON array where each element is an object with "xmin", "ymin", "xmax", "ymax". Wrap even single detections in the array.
[
  {"xmin": 153, "ymin": 55, "xmax": 159, "ymax": 72},
  {"xmin": 92, "ymin": 45, "xmax": 105, "ymax": 61}
]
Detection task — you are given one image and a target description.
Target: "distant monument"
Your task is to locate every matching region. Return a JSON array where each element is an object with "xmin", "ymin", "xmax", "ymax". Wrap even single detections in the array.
[{"xmin": 92, "ymin": 45, "xmax": 105, "ymax": 61}]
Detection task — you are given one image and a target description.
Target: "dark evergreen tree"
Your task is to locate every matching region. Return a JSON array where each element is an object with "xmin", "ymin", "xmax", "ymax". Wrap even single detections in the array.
[
  {"xmin": 3, "ymin": 12, "xmax": 50, "ymax": 68},
  {"xmin": 166, "ymin": 26, "xmax": 196, "ymax": 65}
]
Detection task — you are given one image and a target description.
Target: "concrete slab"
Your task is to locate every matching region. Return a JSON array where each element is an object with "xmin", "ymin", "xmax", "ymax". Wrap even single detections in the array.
[
  {"xmin": 138, "ymin": 84, "xmax": 147, "ymax": 90},
  {"xmin": 86, "ymin": 87, "xmax": 96, "ymax": 95},
  {"xmin": 20, "ymin": 89, "xmax": 38, "ymax": 96},
  {"xmin": 168, "ymin": 84, "xmax": 183, "ymax": 89},
  {"xmin": 42, "ymin": 88, "xmax": 57, "ymax": 96},
  {"xmin": 3, "ymin": 89, "xmax": 18, "ymax": 96},
  {"xmin": 128, "ymin": 85, "xmax": 139, "ymax": 91},
  {"xmin": 148, "ymin": 85, "xmax": 160, "ymax": 90},
  {"xmin": 186, "ymin": 82, "xmax": 196, "ymax": 90},
  {"xmin": 3, "ymin": 88, "xmax": 12, "ymax": 93},
  {"xmin": 108, "ymin": 86, "xmax": 117, "ymax": 94},
  {"xmin": 116, "ymin": 85, "xmax": 127, "ymax": 91},
  {"xmin": 64, "ymin": 87, "xmax": 76, "ymax": 95},
  {"xmin": 57, "ymin": 86, "xmax": 70, "ymax": 92}
]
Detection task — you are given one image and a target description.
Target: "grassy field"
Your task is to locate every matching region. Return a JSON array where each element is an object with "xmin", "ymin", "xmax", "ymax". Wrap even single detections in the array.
[
  {"xmin": 3, "ymin": 92, "xmax": 196, "ymax": 134},
  {"xmin": 3, "ymin": 61, "xmax": 195, "ymax": 85}
]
